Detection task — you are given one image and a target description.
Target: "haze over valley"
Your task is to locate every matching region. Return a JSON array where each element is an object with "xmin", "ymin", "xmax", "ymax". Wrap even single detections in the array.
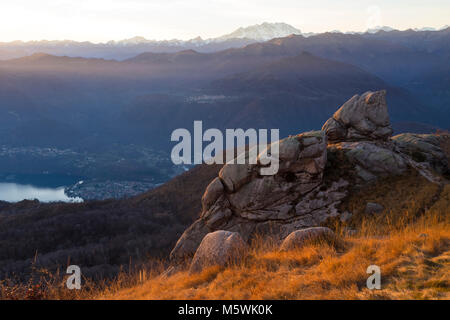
[{"xmin": 0, "ymin": 23, "xmax": 449, "ymax": 200}]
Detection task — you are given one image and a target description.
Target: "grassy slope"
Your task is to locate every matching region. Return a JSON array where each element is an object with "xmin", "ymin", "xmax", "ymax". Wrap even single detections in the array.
[
  {"xmin": 103, "ymin": 223, "xmax": 449, "ymax": 300},
  {"xmin": 99, "ymin": 176, "xmax": 449, "ymax": 300}
]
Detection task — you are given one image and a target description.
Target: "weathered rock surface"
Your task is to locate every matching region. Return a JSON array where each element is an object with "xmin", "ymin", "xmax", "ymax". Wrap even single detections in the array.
[
  {"xmin": 333, "ymin": 141, "xmax": 408, "ymax": 181},
  {"xmin": 170, "ymin": 130, "xmax": 333, "ymax": 261},
  {"xmin": 322, "ymin": 90, "xmax": 393, "ymax": 143},
  {"xmin": 201, "ymin": 177, "xmax": 225, "ymax": 210},
  {"xmin": 393, "ymin": 133, "xmax": 449, "ymax": 175},
  {"xmin": 170, "ymin": 90, "xmax": 449, "ymax": 264},
  {"xmin": 171, "ymin": 219, "xmax": 211, "ymax": 263},
  {"xmin": 279, "ymin": 227, "xmax": 336, "ymax": 251},
  {"xmin": 189, "ymin": 230, "xmax": 246, "ymax": 273}
]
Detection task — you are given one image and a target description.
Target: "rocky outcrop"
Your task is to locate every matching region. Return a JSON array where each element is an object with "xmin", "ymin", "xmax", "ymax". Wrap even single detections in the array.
[
  {"xmin": 323, "ymin": 91, "xmax": 446, "ymax": 184},
  {"xmin": 170, "ymin": 131, "xmax": 339, "ymax": 261},
  {"xmin": 279, "ymin": 227, "xmax": 336, "ymax": 251},
  {"xmin": 329, "ymin": 141, "xmax": 408, "ymax": 181},
  {"xmin": 322, "ymin": 90, "xmax": 393, "ymax": 143},
  {"xmin": 393, "ymin": 133, "xmax": 449, "ymax": 175},
  {"xmin": 189, "ymin": 230, "xmax": 246, "ymax": 273},
  {"xmin": 170, "ymin": 90, "xmax": 449, "ymax": 264}
]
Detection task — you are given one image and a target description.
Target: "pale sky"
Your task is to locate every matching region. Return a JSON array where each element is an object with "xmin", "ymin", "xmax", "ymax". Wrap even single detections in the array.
[{"xmin": 1, "ymin": 0, "xmax": 449, "ymax": 42}]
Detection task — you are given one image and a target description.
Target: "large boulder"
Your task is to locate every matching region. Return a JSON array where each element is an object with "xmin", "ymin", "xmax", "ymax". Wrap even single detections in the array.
[
  {"xmin": 279, "ymin": 227, "xmax": 336, "ymax": 251},
  {"xmin": 333, "ymin": 141, "xmax": 408, "ymax": 181},
  {"xmin": 189, "ymin": 231, "xmax": 247, "ymax": 273},
  {"xmin": 393, "ymin": 133, "xmax": 449, "ymax": 175},
  {"xmin": 322, "ymin": 90, "xmax": 393, "ymax": 143}
]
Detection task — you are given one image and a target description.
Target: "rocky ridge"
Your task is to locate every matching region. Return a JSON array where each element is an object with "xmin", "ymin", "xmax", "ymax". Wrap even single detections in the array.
[{"xmin": 170, "ymin": 90, "xmax": 449, "ymax": 263}]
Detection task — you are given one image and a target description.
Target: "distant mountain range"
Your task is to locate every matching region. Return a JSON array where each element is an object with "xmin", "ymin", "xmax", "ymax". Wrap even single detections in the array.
[
  {"xmin": 0, "ymin": 22, "xmax": 302, "ymax": 60},
  {"xmin": 368, "ymin": 25, "xmax": 450, "ymax": 33},
  {"xmin": 1, "ymin": 22, "xmax": 448, "ymax": 60},
  {"xmin": 0, "ymin": 26, "xmax": 449, "ymax": 186}
]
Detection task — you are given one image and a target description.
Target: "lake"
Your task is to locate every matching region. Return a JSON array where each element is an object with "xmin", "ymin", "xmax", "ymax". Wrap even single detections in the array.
[{"xmin": 0, "ymin": 182, "xmax": 83, "ymax": 203}]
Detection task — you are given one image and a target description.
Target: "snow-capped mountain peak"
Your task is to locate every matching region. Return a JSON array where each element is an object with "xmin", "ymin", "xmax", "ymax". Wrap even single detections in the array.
[
  {"xmin": 217, "ymin": 22, "xmax": 301, "ymax": 41},
  {"xmin": 366, "ymin": 26, "xmax": 397, "ymax": 33},
  {"xmin": 413, "ymin": 27, "xmax": 437, "ymax": 32}
]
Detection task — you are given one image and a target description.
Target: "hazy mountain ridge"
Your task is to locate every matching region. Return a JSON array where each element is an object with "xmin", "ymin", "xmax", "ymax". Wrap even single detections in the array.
[
  {"xmin": 0, "ymin": 31, "xmax": 447, "ymax": 150},
  {"xmin": 0, "ymin": 22, "xmax": 302, "ymax": 60},
  {"xmin": 209, "ymin": 52, "xmax": 387, "ymax": 95},
  {"xmin": 0, "ymin": 27, "xmax": 448, "ymax": 202},
  {"xmin": 1, "ymin": 23, "xmax": 448, "ymax": 61}
]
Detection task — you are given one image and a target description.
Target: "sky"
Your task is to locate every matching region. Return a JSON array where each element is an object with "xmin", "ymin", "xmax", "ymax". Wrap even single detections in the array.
[{"xmin": 1, "ymin": 0, "xmax": 449, "ymax": 42}]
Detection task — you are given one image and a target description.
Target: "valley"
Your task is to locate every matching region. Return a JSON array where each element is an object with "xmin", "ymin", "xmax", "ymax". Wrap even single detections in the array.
[
  {"xmin": 0, "ymin": 21, "xmax": 448, "ymax": 301},
  {"xmin": 1, "ymin": 28, "xmax": 449, "ymax": 202},
  {"xmin": 0, "ymin": 144, "xmax": 178, "ymax": 200}
]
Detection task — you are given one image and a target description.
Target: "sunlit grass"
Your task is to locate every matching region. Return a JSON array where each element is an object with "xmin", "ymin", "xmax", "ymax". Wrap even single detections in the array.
[
  {"xmin": 98, "ymin": 216, "xmax": 448, "ymax": 300},
  {"xmin": 99, "ymin": 178, "xmax": 449, "ymax": 300},
  {"xmin": 1, "ymin": 174, "xmax": 449, "ymax": 300}
]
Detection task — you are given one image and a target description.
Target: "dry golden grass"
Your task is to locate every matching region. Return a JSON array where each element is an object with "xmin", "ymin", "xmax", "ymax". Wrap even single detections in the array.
[
  {"xmin": 98, "ymin": 176, "xmax": 449, "ymax": 300},
  {"xmin": 107, "ymin": 172, "xmax": 450, "ymax": 300},
  {"xmin": 99, "ymin": 216, "xmax": 449, "ymax": 300},
  {"xmin": 2, "ymin": 174, "xmax": 449, "ymax": 300}
]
